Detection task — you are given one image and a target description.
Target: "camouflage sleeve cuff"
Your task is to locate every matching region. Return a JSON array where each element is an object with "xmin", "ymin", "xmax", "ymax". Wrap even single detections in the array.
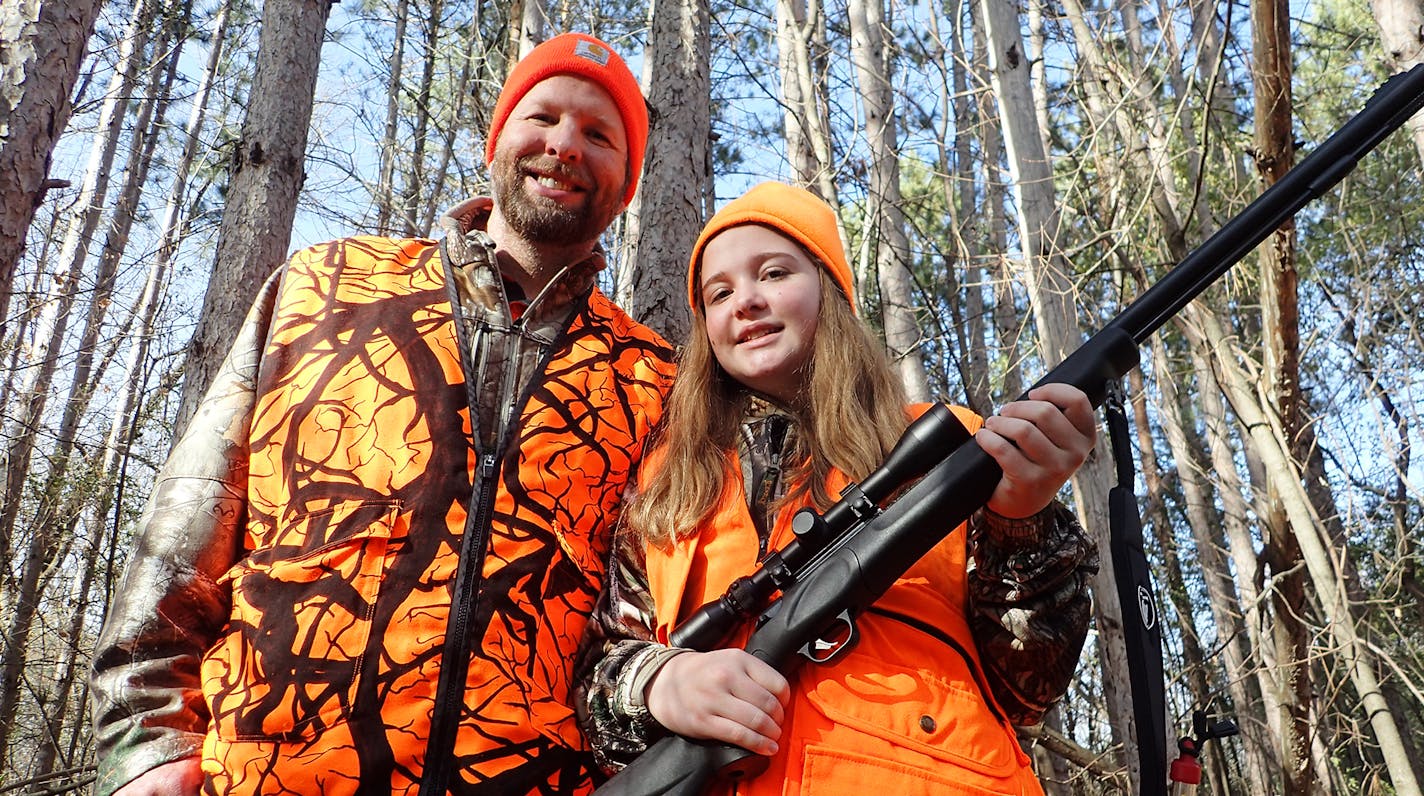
[
  {"xmin": 979, "ymin": 503, "xmax": 1058, "ymax": 550},
  {"xmin": 581, "ymin": 640, "xmax": 687, "ymax": 772},
  {"xmin": 616, "ymin": 644, "xmax": 690, "ymax": 727}
]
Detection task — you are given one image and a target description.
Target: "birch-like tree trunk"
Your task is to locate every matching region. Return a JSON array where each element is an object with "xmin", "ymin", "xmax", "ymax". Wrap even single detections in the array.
[
  {"xmin": 969, "ymin": 2, "xmax": 1023, "ymax": 404},
  {"xmin": 1370, "ymin": 0, "xmax": 1424, "ymax": 164},
  {"xmin": 1149, "ymin": 338, "xmax": 1276, "ymax": 792},
  {"xmin": 944, "ymin": 8, "xmax": 991, "ymax": 415},
  {"xmin": 0, "ymin": 3, "xmax": 182, "ymax": 771},
  {"xmin": 0, "ymin": 0, "xmax": 104, "ymax": 321},
  {"xmin": 175, "ymin": 0, "xmax": 332, "ymax": 437},
  {"xmin": 1192, "ymin": 304, "xmax": 1422, "ymax": 795},
  {"xmin": 619, "ymin": 0, "xmax": 709, "ymax": 343},
  {"xmin": 1127, "ymin": 361, "xmax": 1210, "ymax": 703},
  {"xmin": 978, "ymin": 0, "xmax": 1135, "ymax": 786},
  {"xmin": 776, "ymin": 0, "xmax": 836, "ymax": 201},
  {"xmin": 846, "ymin": 0, "xmax": 930, "ymax": 401},
  {"xmin": 1063, "ymin": 2, "xmax": 1287, "ymax": 787},
  {"xmin": 921, "ymin": 7, "xmax": 991, "ymax": 414},
  {"xmin": 774, "ymin": 0, "xmax": 855, "ymax": 298},
  {"xmin": 778, "ymin": 0, "xmax": 819, "ymax": 186},
  {"xmin": 516, "ymin": 0, "xmax": 547, "ymax": 59}
]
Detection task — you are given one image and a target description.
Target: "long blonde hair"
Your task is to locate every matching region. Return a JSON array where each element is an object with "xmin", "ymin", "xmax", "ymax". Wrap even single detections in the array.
[{"xmin": 626, "ymin": 270, "xmax": 911, "ymax": 548}]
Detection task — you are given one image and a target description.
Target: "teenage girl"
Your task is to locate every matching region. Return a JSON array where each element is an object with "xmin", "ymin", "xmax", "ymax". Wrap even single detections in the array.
[{"xmin": 577, "ymin": 182, "xmax": 1099, "ymax": 794}]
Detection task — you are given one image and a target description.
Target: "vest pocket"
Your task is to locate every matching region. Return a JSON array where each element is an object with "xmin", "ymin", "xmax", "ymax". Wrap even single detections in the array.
[
  {"xmin": 203, "ymin": 500, "xmax": 398, "ymax": 742},
  {"xmin": 800, "ymin": 744, "xmax": 1024, "ymax": 796},
  {"xmin": 800, "ymin": 663, "xmax": 1023, "ymax": 778},
  {"xmin": 793, "ymin": 614, "xmax": 1030, "ymax": 786}
]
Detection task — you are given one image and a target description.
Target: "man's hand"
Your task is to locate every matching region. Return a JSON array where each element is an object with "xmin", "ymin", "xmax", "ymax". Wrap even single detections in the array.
[
  {"xmin": 110, "ymin": 758, "xmax": 203, "ymax": 796},
  {"xmin": 645, "ymin": 649, "xmax": 790, "ymax": 756},
  {"xmin": 977, "ymin": 383, "xmax": 1098, "ymax": 519}
]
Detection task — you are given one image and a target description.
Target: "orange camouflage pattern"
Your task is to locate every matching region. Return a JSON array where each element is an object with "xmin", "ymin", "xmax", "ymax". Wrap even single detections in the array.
[{"xmin": 197, "ymin": 235, "xmax": 673, "ymax": 794}]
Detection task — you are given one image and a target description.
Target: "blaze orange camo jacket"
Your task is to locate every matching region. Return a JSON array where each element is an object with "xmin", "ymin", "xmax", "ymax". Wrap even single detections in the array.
[{"xmin": 90, "ymin": 198, "xmax": 676, "ymax": 796}]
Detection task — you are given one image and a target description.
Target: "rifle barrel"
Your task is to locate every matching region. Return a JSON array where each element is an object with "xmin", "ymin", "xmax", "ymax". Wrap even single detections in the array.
[{"xmin": 1107, "ymin": 63, "xmax": 1424, "ymax": 346}]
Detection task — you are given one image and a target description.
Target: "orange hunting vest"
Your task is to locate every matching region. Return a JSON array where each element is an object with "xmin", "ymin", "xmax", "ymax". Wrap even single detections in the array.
[
  {"xmin": 645, "ymin": 405, "xmax": 1046, "ymax": 796},
  {"xmin": 195, "ymin": 235, "xmax": 673, "ymax": 794}
]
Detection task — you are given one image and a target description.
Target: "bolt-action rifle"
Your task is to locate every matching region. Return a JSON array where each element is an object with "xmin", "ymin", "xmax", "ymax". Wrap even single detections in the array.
[{"xmin": 594, "ymin": 64, "xmax": 1424, "ymax": 796}]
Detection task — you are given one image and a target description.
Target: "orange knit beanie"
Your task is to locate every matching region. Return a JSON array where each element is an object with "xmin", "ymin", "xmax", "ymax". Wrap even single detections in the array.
[
  {"xmin": 688, "ymin": 182, "xmax": 856, "ymax": 312},
  {"xmin": 484, "ymin": 33, "xmax": 649, "ymax": 205}
]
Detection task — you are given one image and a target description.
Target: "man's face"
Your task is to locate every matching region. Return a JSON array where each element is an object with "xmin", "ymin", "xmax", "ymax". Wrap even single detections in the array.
[{"xmin": 490, "ymin": 74, "xmax": 630, "ymax": 247}]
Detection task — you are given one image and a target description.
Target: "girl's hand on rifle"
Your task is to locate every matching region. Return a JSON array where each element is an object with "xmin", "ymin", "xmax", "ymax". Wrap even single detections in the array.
[
  {"xmin": 645, "ymin": 648, "xmax": 790, "ymax": 756},
  {"xmin": 977, "ymin": 383, "xmax": 1098, "ymax": 519}
]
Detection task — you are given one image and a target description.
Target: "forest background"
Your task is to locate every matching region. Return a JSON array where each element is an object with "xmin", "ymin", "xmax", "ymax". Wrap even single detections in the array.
[{"xmin": 2, "ymin": 0, "xmax": 1423, "ymax": 793}]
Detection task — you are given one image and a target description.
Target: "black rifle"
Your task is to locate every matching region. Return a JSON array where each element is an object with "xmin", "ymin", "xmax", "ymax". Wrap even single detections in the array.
[{"xmin": 595, "ymin": 64, "xmax": 1424, "ymax": 796}]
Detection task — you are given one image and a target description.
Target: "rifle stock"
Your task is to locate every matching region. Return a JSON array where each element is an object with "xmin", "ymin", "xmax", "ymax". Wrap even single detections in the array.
[{"xmin": 594, "ymin": 64, "xmax": 1424, "ymax": 796}]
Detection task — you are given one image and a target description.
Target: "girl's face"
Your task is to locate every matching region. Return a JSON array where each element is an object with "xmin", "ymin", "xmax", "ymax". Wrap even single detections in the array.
[{"xmin": 698, "ymin": 224, "xmax": 822, "ymax": 403}]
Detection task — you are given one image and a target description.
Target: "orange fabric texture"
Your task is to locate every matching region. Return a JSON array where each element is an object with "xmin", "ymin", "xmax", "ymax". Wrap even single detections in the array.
[
  {"xmin": 687, "ymin": 182, "xmax": 856, "ymax": 312},
  {"xmin": 485, "ymin": 32, "xmax": 649, "ymax": 205},
  {"xmin": 196, "ymin": 236, "xmax": 673, "ymax": 793},
  {"xmin": 645, "ymin": 405, "xmax": 1046, "ymax": 796}
]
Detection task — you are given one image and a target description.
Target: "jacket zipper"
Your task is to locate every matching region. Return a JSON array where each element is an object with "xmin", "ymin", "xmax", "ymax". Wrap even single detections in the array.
[
  {"xmin": 424, "ymin": 239, "xmax": 581, "ymax": 793},
  {"xmin": 419, "ymin": 451, "xmax": 500, "ymax": 796}
]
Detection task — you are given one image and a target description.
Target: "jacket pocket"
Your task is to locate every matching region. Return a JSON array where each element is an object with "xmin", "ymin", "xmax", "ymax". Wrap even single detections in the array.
[
  {"xmin": 203, "ymin": 500, "xmax": 398, "ymax": 742},
  {"xmin": 791, "ymin": 613, "xmax": 1031, "ymax": 786},
  {"xmin": 800, "ymin": 744, "xmax": 1024, "ymax": 796}
]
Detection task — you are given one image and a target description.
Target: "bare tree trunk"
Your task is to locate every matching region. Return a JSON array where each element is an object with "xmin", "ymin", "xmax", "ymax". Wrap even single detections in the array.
[
  {"xmin": 175, "ymin": 0, "xmax": 332, "ymax": 438},
  {"xmin": 1192, "ymin": 345, "xmax": 1287, "ymax": 795},
  {"xmin": 1025, "ymin": 0, "xmax": 1050, "ymax": 158},
  {"xmin": 1192, "ymin": 303, "xmax": 1423, "ymax": 796},
  {"xmin": 33, "ymin": 516, "xmax": 107, "ymax": 778},
  {"xmin": 1149, "ymin": 337, "xmax": 1279, "ymax": 792},
  {"xmin": 418, "ymin": 18, "xmax": 476, "ymax": 235},
  {"xmin": 776, "ymin": 0, "xmax": 835, "ymax": 202},
  {"xmin": 395, "ymin": 0, "xmax": 441, "ymax": 237},
  {"xmin": 979, "ymin": 0, "xmax": 1134, "ymax": 787},
  {"xmin": 846, "ymin": 0, "xmax": 930, "ymax": 401},
  {"xmin": 0, "ymin": 0, "xmax": 156, "ymax": 577},
  {"xmin": 778, "ymin": 0, "xmax": 819, "ymax": 187},
  {"xmin": 924, "ymin": 6, "xmax": 990, "ymax": 415},
  {"xmin": 970, "ymin": 1, "xmax": 1022, "ymax": 404},
  {"xmin": 620, "ymin": 0, "xmax": 709, "ymax": 343},
  {"xmin": 516, "ymin": 0, "xmax": 547, "ymax": 58},
  {"xmin": 0, "ymin": 4, "xmax": 184, "ymax": 771},
  {"xmin": 374, "ymin": 0, "xmax": 409, "ymax": 235},
  {"xmin": 0, "ymin": 0, "xmax": 105, "ymax": 321},
  {"xmin": 774, "ymin": 0, "xmax": 855, "ymax": 298},
  {"xmin": 1250, "ymin": 3, "xmax": 1321, "ymax": 790},
  {"xmin": 0, "ymin": 514, "xmax": 79, "ymax": 772},
  {"xmin": 1034, "ymin": 705, "xmax": 1073, "ymax": 796},
  {"xmin": 1369, "ymin": 0, "xmax": 1424, "ymax": 165},
  {"xmin": 1127, "ymin": 358, "xmax": 1212, "ymax": 705},
  {"xmin": 1060, "ymin": 0, "xmax": 1189, "ymax": 257}
]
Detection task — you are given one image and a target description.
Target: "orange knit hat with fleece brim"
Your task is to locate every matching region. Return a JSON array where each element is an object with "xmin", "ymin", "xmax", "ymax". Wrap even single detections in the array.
[
  {"xmin": 484, "ymin": 33, "xmax": 649, "ymax": 206},
  {"xmin": 687, "ymin": 182, "xmax": 857, "ymax": 314}
]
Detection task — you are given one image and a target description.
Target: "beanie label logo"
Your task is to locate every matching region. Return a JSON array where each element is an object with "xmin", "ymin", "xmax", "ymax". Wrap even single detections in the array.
[{"xmin": 573, "ymin": 40, "xmax": 611, "ymax": 66}]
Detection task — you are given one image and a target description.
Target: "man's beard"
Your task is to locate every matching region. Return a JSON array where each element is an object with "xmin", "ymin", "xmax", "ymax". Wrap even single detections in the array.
[{"xmin": 492, "ymin": 155, "xmax": 623, "ymax": 246}]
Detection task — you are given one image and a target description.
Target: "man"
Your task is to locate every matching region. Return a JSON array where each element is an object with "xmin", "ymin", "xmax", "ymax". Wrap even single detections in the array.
[{"xmin": 90, "ymin": 32, "xmax": 675, "ymax": 796}]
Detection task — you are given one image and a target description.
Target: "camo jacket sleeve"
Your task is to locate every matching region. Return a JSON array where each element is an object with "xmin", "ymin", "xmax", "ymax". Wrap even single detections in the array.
[
  {"xmin": 87, "ymin": 269, "xmax": 281, "ymax": 796},
  {"xmin": 968, "ymin": 503, "xmax": 1099, "ymax": 727},
  {"xmin": 573, "ymin": 511, "xmax": 685, "ymax": 773}
]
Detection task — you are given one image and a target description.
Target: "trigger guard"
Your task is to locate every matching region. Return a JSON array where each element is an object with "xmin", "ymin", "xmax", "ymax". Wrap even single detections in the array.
[{"xmin": 798, "ymin": 611, "xmax": 858, "ymax": 664}]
